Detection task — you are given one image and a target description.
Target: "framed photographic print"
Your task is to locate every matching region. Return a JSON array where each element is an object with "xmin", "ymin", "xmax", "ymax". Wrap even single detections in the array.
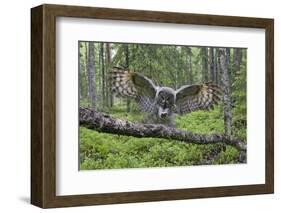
[{"xmin": 31, "ymin": 4, "xmax": 274, "ymax": 208}]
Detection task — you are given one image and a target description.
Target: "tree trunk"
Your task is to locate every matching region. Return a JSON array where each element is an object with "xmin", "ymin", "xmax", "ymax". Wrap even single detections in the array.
[
  {"xmin": 219, "ymin": 48, "xmax": 232, "ymax": 136},
  {"xmin": 186, "ymin": 47, "xmax": 193, "ymax": 84},
  {"xmin": 79, "ymin": 42, "xmax": 87, "ymax": 100},
  {"xmin": 106, "ymin": 43, "xmax": 113, "ymax": 107},
  {"xmin": 86, "ymin": 42, "xmax": 96, "ymax": 109},
  {"xmin": 226, "ymin": 48, "xmax": 231, "ymax": 67},
  {"xmin": 226, "ymin": 48, "xmax": 231, "ymax": 82},
  {"xmin": 209, "ymin": 47, "xmax": 217, "ymax": 83},
  {"xmin": 216, "ymin": 48, "xmax": 221, "ymax": 86},
  {"xmin": 100, "ymin": 43, "xmax": 105, "ymax": 107},
  {"xmin": 84, "ymin": 42, "xmax": 88, "ymax": 95},
  {"xmin": 233, "ymin": 48, "xmax": 242, "ymax": 73},
  {"xmin": 201, "ymin": 47, "xmax": 208, "ymax": 82},
  {"xmin": 98, "ymin": 43, "xmax": 102, "ymax": 106},
  {"xmin": 124, "ymin": 44, "xmax": 131, "ymax": 112}
]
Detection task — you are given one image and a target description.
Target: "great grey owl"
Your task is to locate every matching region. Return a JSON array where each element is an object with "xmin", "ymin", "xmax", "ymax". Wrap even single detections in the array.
[{"xmin": 109, "ymin": 67, "xmax": 222, "ymax": 127}]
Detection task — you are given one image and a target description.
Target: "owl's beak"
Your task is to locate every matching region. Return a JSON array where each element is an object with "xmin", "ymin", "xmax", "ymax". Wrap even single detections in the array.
[
  {"xmin": 158, "ymin": 106, "xmax": 168, "ymax": 118},
  {"xmin": 160, "ymin": 112, "xmax": 168, "ymax": 118}
]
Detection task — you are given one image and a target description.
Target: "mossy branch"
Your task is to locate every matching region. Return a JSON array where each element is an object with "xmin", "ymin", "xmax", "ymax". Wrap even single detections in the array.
[{"xmin": 79, "ymin": 108, "xmax": 247, "ymax": 153}]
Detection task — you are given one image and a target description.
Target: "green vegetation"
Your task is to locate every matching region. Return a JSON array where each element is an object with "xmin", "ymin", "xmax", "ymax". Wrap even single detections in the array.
[{"xmin": 80, "ymin": 105, "xmax": 242, "ymax": 170}]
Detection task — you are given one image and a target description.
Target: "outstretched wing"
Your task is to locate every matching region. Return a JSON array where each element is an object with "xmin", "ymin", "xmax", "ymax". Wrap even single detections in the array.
[
  {"xmin": 175, "ymin": 82, "xmax": 222, "ymax": 114},
  {"xmin": 109, "ymin": 67, "xmax": 157, "ymax": 113}
]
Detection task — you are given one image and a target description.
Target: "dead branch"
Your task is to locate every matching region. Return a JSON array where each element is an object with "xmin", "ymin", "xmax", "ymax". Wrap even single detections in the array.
[{"xmin": 79, "ymin": 108, "xmax": 247, "ymax": 152}]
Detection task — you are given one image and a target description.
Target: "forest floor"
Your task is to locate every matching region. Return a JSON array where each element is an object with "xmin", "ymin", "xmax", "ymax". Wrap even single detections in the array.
[{"xmin": 79, "ymin": 105, "xmax": 244, "ymax": 170}]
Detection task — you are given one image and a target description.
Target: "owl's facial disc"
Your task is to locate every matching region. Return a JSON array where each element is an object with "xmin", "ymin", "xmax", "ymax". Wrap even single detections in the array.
[{"xmin": 157, "ymin": 90, "xmax": 175, "ymax": 118}]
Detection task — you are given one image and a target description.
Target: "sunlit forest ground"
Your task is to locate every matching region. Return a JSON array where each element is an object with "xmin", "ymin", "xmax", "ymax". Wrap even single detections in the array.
[{"xmin": 80, "ymin": 104, "xmax": 245, "ymax": 170}]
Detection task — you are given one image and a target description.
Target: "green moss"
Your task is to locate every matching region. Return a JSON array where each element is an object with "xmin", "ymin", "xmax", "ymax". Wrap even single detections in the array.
[{"xmin": 80, "ymin": 106, "xmax": 245, "ymax": 170}]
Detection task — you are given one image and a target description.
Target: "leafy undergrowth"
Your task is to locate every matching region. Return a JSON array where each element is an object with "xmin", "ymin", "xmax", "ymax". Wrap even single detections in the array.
[{"xmin": 80, "ymin": 106, "xmax": 244, "ymax": 170}]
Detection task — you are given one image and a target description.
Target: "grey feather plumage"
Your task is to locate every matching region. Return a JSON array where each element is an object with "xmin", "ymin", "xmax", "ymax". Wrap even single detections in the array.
[{"xmin": 109, "ymin": 68, "xmax": 222, "ymax": 126}]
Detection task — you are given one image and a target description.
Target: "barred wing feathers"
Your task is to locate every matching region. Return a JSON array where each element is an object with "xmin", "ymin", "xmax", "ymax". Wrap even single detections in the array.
[
  {"xmin": 175, "ymin": 82, "xmax": 222, "ymax": 114},
  {"xmin": 109, "ymin": 68, "xmax": 157, "ymax": 113}
]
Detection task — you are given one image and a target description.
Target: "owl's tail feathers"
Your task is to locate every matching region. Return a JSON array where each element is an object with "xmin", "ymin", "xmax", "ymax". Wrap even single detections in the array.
[{"xmin": 109, "ymin": 68, "xmax": 137, "ymax": 98}]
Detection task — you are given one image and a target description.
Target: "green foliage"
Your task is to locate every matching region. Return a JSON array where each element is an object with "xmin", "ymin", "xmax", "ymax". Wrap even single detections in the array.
[
  {"xmin": 79, "ymin": 42, "xmax": 88, "ymax": 101},
  {"xmin": 231, "ymin": 51, "xmax": 247, "ymax": 140},
  {"xmin": 80, "ymin": 107, "xmax": 240, "ymax": 170}
]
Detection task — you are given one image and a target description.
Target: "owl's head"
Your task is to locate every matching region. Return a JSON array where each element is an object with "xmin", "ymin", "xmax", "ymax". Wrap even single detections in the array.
[{"xmin": 155, "ymin": 87, "xmax": 176, "ymax": 118}]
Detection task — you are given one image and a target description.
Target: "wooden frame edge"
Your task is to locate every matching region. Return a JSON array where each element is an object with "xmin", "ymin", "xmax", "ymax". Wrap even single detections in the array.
[
  {"xmin": 31, "ymin": 4, "xmax": 274, "ymax": 208},
  {"xmin": 265, "ymin": 19, "xmax": 274, "ymax": 194},
  {"xmin": 31, "ymin": 5, "xmax": 44, "ymax": 207}
]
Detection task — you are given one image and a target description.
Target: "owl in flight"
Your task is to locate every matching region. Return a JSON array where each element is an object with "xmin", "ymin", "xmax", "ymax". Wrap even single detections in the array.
[{"xmin": 110, "ymin": 67, "xmax": 222, "ymax": 127}]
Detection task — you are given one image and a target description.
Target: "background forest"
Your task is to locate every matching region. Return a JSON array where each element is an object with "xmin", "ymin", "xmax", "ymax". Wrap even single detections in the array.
[{"xmin": 79, "ymin": 41, "xmax": 247, "ymax": 170}]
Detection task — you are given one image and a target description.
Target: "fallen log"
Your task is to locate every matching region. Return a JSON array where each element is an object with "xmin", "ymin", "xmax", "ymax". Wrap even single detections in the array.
[{"xmin": 79, "ymin": 108, "xmax": 247, "ymax": 152}]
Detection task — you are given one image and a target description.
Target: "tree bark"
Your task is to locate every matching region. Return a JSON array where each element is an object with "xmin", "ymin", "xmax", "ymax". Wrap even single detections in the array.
[
  {"xmin": 226, "ymin": 48, "xmax": 231, "ymax": 81},
  {"xmin": 124, "ymin": 44, "xmax": 131, "ymax": 112},
  {"xmin": 233, "ymin": 48, "xmax": 242, "ymax": 73},
  {"xmin": 86, "ymin": 42, "xmax": 96, "ymax": 109},
  {"xmin": 100, "ymin": 43, "xmax": 105, "ymax": 107},
  {"xmin": 201, "ymin": 47, "xmax": 208, "ymax": 82},
  {"xmin": 186, "ymin": 47, "xmax": 193, "ymax": 84},
  {"xmin": 98, "ymin": 43, "xmax": 102, "ymax": 106},
  {"xmin": 226, "ymin": 48, "xmax": 231, "ymax": 67},
  {"xmin": 106, "ymin": 43, "xmax": 113, "ymax": 107},
  {"xmin": 79, "ymin": 42, "xmax": 87, "ymax": 100},
  {"xmin": 209, "ymin": 47, "xmax": 217, "ymax": 83},
  {"xmin": 219, "ymin": 48, "xmax": 232, "ymax": 136},
  {"xmin": 216, "ymin": 48, "xmax": 222, "ymax": 86},
  {"xmin": 79, "ymin": 108, "xmax": 246, "ymax": 152}
]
